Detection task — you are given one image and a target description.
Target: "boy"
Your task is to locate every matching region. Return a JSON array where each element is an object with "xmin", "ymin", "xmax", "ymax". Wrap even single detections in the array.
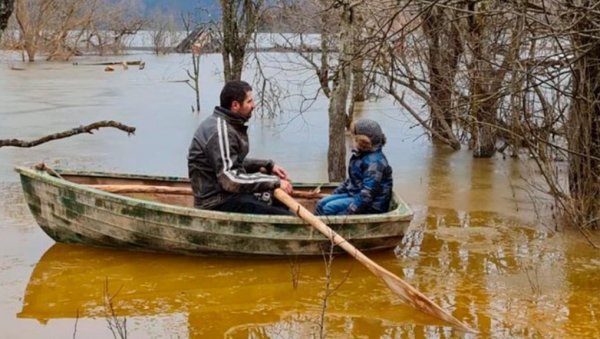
[{"xmin": 315, "ymin": 119, "xmax": 393, "ymax": 215}]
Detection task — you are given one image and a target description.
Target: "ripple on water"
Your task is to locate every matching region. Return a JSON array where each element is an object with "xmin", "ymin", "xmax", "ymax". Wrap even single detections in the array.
[{"xmin": 391, "ymin": 205, "xmax": 600, "ymax": 337}]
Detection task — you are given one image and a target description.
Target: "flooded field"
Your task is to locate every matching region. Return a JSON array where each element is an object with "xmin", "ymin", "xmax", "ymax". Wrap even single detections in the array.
[{"xmin": 1, "ymin": 51, "xmax": 599, "ymax": 338}]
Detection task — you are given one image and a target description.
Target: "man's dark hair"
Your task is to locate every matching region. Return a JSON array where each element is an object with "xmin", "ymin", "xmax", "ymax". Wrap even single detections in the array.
[{"xmin": 220, "ymin": 80, "xmax": 253, "ymax": 109}]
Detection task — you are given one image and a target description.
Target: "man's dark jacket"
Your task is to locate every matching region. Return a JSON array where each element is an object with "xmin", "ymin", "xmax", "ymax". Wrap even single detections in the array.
[{"xmin": 188, "ymin": 106, "xmax": 281, "ymax": 209}]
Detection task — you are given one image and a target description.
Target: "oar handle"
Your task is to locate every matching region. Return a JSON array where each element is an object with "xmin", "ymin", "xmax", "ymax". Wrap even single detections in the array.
[{"xmin": 275, "ymin": 188, "xmax": 399, "ymax": 277}]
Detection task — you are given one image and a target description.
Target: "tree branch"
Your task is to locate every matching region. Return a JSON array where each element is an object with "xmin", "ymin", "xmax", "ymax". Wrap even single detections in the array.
[{"xmin": 0, "ymin": 120, "xmax": 136, "ymax": 148}]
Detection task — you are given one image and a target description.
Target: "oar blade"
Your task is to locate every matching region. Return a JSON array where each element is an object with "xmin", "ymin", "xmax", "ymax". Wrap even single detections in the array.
[{"xmin": 379, "ymin": 270, "xmax": 477, "ymax": 333}]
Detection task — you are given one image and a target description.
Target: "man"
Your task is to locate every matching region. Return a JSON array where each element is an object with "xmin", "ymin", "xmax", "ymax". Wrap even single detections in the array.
[{"xmin": 188, "ymin": 80, "xmax": 293, "ymax": 215}]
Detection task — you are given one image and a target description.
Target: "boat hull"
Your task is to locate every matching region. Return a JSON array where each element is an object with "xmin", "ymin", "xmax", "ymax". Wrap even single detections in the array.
[{"xmin": 16, "ymin": 167, "xmax": 413, "ymax": 257}]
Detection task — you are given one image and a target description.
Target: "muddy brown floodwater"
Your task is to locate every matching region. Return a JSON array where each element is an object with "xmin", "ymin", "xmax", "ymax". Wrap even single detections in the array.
[{"xmin": 1, "ymin": 51, "xmax": 599, "ymax": 338}]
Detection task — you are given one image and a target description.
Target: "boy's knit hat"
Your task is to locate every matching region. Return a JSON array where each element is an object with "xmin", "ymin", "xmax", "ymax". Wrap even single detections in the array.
[{"xmin": 352, "ymin": 119, "xmax": 386, "ymax": 147}]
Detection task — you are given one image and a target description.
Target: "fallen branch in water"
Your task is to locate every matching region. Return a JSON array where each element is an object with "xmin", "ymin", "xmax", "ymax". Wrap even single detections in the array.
[
  {"xmin": 74, "ymin": 60, "xmax": 143, "ymax": 66},
  {"xmin": 0, "ymin": 120, "xmax": 136, "ymax": 148}
]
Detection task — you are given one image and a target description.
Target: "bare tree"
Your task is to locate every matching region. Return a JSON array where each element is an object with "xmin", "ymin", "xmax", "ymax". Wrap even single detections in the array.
[
  {"xmin": 44, "ymin": 0, "xmax": 98, "ymax": 61},
  {"xmin": 188, "ymin": 39, "xmax": 208, "ymax": 113},
  {"xmin": 14, "ymin": 0, "xmax": 101, "ymax": 61},
  {"xmin": 85, "ymin": 0, "xmax": 145, "ymax": 56},
  {"xmin": 476, "ymin": 1, "xmax": 600, "ymax": 231},
  {"xmin": 267, "ymin": 0, "xmax": 335, "ymax": 96},
  {"xmin": 12, "ymin": 0, "xmax": 144, "ymax": 61},
  {"xmin": 14, "ymin": 0, "xmax": 50, "ymax": 61},
  {"xmin": 219, "ymin": 0, "xmax": 264, "ymax": 81},
  {"xmin": 459, "ymin": 0, "xmax": 599, "ymax": 230},
  {"xmin": 355, "ymin": 1, "xmax": 467, "ymax": 149},
  {"xmin": 461, "ymin": 2, "xmax": 524, "ymax": 158},
  {"xmin": 147, "ymin": 9, "xmax": 176, "ymax": 55}
]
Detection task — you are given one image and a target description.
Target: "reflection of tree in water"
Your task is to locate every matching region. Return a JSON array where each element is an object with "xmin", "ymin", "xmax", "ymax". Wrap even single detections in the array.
[
  {"xmin": 394, "ymin": 145, "xmax": 592, "ymax": 336},
  {"xmin": 560, "ymin": 235, "xmax": 600, "ymax": 337},
  {"xmin": 220, "ymin": 312, "xmax": 424, "ymax": 338}
]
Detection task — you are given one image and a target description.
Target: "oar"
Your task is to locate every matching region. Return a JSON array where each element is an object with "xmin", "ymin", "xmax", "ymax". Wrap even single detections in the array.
[
  {"xmin": 88, "ymin": 184, "xmax": 326, "ymax": 199},
  {"xmin": 273, "ymin": 188, "xmax": 476, "ymax": 333}
]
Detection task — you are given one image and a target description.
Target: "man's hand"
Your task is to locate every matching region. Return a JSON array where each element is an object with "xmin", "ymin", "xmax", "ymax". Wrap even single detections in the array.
[
  {"xmin": 272, "ymin": 164, "xmax": 288, "ymax": 180},
  {"xmin": 279, "ymin": 179, "xmax": 293, "ymax": 195}
]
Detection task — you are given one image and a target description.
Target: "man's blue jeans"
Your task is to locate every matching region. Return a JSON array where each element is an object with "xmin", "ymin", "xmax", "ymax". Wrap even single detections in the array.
[{"xmin": 314, "ymin": 194, "xmax": 354, "ymax": 215}]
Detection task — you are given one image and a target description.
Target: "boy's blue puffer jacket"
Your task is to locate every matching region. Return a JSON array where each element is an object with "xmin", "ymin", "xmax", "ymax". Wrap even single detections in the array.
[{"xmin": 333, "ymin": 147, "xmax": 393, "ymax": 214}]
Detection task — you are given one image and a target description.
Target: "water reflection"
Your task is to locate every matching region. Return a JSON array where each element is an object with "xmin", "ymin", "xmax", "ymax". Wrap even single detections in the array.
[
  {"xmin": 20, "ymin": 221, "xmax": 599, "ymax": 338},
  {"xmin": 19, "ymin": 244, "xmax": 453, "ymax": 338},
  {"xmin": 394, "ymin": 206, "xmax": 600, "ymax": 337}
]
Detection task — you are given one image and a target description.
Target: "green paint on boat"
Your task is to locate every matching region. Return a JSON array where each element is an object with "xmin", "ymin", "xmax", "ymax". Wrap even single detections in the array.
[
  {"xmin": 178, "ymin": 215, "xmax": 192, "ymax": 226},
  {"xmin": 94, "ymin": 198, "xmax": 106, "ymax": 208},
  {"xmin": 271, "ymin": 223, "xmax": 296, "ymax": 234},
  {"xmin": 121, "ymin": 205, "xmax": 147, "ymax": 218},
  {"xmin": 21, "ymin": 176, "xmax": 35, "ymax": 196},
  {"xmin": 186, "ymin": 233, "xmax": 210, "ymax": 247},
  {"xmin": 60, "ymin": 190, "xmax": 84, "ymax": 213},
  {"xmin": 60, "ymin": 190, "xmax": 85, "ymax": 220},
  {"xmin": 234, "ymin": 223, "xmax": 253, "ymax": 234}
]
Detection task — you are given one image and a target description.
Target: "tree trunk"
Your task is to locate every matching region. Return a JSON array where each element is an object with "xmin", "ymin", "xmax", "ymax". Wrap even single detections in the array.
[
  {"xmin": 14, "ymin": 0, "xmax": 36, "ymax": 62},
  {"xmin": 317, "ymin": 1, "xmax": 331, "ymax": 98},
  {"xmin": 319, "ymin": 33, "xmax": 330, "ymax": 97},
  {"xmin": 467, "ymin": 1, "xmax": 496, "ymax": 158},
  {"xmin": 231, "ymin": 43, "xmax": 244, "ymax": 81},
  {"xmin": 219, "ymin": 0, "xmax": 262, "ymax": 82},
  {"xmin": 466, "ymin": 1, "xmax": 521, "ymax": 158},
  {"xmin": 327, "ymin": 88, "xmax": 348, "ymax": 181},
  {"xmin": 0, "ymin": 0, "xmax": 14, "ymax": 37},
  {"xmin": 469, "ymin": 90, "xmax": 497, "ymax": 157},
  {"xmin": 351, "ymin": 11, "xmax": 365, "ymax": 102},
  {"xmin": 568, "ymin": 23, "xmax": 600, "ymax": 229},
  {"xmin": 220, "ymin": 0, "xmax": 235, "ymax": 81},
  {"xmin": 422, "ymin": 5, "xmax": 462, "ymax": 150},
  {"xmin": 327, "ymin": 0, "xmax": 353, "ymax": 182},
  {"xmin": 352, "ymin": 54, "xmax": 365, "ymax": 102}
]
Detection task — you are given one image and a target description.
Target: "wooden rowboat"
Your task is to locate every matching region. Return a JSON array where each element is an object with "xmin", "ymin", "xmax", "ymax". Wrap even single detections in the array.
[{"xmin": 15, "ymin": 166, "xmax": 413, "ymax": 257}]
